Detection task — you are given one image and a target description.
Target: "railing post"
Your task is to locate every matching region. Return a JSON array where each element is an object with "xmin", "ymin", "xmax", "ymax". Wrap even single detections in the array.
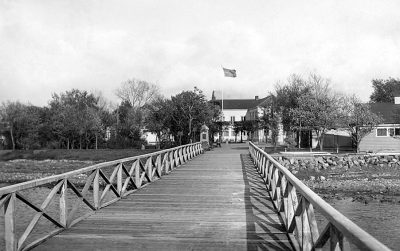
[
  {"xmin": 117, "ymin": 164, "xmax": 122, "ymax": 195},
  {"xmin": 60, "ymin": 179, "xmax": 68, "ymax": 227},
  {"xmin": 156, "ymin": 155, "xmax": 162, "ymax": 177},
  {"xmin": 93, "ymin": 169, "xmax": 100, "ymax": 209},
  {"xmin": 134, "ymin": 161, "xmax": 141, "ymax": 188},
  {"xmin": 169, "ymin": 151, "xmax": 175, "ymax": 169},
  {"xmin": 4, "ymin": 193, "xmax": 16, "ymax": 251},
  {"xmin": 146, "ymin": 158, "xmax": 152, "ymax": 182}
]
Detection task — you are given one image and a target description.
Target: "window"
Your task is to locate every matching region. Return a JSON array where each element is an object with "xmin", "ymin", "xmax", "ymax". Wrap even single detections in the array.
[
  {"xmin": 241, "ymin": 116, "xmax": 245, "ymax": 121},
  {"xmin": 377, "ymin": 128, "xmax": 388, "ymax": 137},
  {"xmin": 389, "ymin": 128, "xmax": 395, "ymax": 136},
  {"xmin": 395, "ymin": 128, "xmax": 400, "ymax": 136},
  {"xmin": 230, "ymin": 116, "xmax": 235, "ymax": 123},
  {"xmin": 223, "ymin": 131, "xmax": 229, "ymax": 137}
]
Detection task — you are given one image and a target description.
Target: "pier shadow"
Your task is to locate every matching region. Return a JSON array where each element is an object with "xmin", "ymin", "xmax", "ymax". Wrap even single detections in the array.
[{"xmin": 240, "ymin": 154, "xmax": 294, "ymax": 251}]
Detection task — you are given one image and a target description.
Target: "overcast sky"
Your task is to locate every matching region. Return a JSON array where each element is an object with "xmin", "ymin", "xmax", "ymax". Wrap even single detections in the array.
[{"xmin": 1, "ymin": 0, "xmax": 400, "ymax": 106}]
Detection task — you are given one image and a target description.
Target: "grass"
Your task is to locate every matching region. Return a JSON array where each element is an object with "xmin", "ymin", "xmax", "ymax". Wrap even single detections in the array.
[
  {"xmin": 0, "ymin": 148, "xmax": 161, "ymax": 184},
  {"xmin": 0, "ymin": 148, "xmax": 159, "ymax": 161}
]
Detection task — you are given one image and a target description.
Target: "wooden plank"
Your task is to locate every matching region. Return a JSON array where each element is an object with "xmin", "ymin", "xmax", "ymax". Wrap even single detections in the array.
[
  {"xmin": 315, "ymin": 223, "xmax": 332, "ymax": 248},
  {"xmin": 305, "ymin": 199, "xmax": 320, "ymax": 248},
  {"xmin": 301, "ymin": 198, "xmax": 313, "ymax": 250},
  {"xmin": 59, "ymin": 180, "xmax": 67, "ymax": 227},
  {"xmin": 93, "ymin": 170, "xmax": 100, "ymax": 209},
  {"xmin": 117, "ymin": 163, "xmax": 122, "ymax": 194},
  {"xmin": 0, "ymin": 194, "xmax": 11, "ymax": 209},
  {"xmin": 330, "ymin": 224, "xmax": 344, "ymax": 251},
  {"xmin": 4, "ymin": 193, "xmax": 16, "ymax": 251}
]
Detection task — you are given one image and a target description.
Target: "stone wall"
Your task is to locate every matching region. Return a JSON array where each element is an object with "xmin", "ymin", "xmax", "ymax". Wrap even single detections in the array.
[{"xmin": 276, "ymin": 154, "xmax": 400, "ymax": 172}]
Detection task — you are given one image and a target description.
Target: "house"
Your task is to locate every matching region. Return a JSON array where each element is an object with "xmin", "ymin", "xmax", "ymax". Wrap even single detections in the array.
[
  {"xmin": 245, "ymin": 96, "xmax": 286, "ymax": 144},
  {"xmin": 212, "ymin": 95, "xmax": 268, "ymax": 142},
  {"xmin": 359, "ymin": 101, "xmax": 400, "ymax": 152},
  {"xmin": 211, "ymin": 94, "xmax": 287, "ymax": 144}
]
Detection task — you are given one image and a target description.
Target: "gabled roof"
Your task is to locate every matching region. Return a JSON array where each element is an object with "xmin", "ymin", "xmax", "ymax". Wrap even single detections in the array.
[
  {"xmin": 212, "ymin": 97, "xmax": 269, "ymax": 110},
  {"xmin": 370, "ymin": 103, "xmax": 400, "ymax": 124}
]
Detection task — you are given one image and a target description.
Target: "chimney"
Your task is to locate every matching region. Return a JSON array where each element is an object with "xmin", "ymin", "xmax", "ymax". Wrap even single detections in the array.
[{"xmin": 255, "ymin": 96, "xmax": 259, "ymax": 100}]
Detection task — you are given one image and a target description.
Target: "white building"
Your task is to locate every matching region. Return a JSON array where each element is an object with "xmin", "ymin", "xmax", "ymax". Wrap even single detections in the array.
[{"xmin": 212, "ymin": 96, "xmax": 269, "ymax": 142}]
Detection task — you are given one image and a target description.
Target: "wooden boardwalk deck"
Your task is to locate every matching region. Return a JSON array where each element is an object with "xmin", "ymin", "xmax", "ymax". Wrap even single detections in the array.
[{"xmin": 34, "ymin": 144, "xmax": 293, "ymax": 250}]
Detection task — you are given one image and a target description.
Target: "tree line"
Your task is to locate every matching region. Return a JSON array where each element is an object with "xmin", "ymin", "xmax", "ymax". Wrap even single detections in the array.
[
  {"xmin": 253, "ymin": 74, "xmax": 399, "ymax": 152},
  {"xmin": 0, "ymin": 79, "xmax": 219, "ymax": 150},
  {"xmin": 1, "ymin": 75, "xmax": 398, "ymax": 151}
]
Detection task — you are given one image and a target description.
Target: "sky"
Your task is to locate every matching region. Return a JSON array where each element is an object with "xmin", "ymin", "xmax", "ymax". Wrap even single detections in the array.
[{"xmin": 1, "ymin": 0, "xmax": 400, "ymax": 106}]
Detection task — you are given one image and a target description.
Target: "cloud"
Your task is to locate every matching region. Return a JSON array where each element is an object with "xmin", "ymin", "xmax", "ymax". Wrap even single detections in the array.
[{"xmin": 1, "ymin": 0, "xmax": 400, "ymax": 105}]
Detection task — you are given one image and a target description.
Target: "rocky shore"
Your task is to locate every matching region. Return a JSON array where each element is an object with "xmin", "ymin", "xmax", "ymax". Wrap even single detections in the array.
[{"xmin": 276, "ymin": 154, "xmax": 400, "ymax": 204}]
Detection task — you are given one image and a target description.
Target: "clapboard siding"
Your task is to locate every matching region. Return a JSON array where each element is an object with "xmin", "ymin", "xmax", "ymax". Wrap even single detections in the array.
[{"xmin": 359, "ymin": 129, "xmax": 400, "ymax": 152}]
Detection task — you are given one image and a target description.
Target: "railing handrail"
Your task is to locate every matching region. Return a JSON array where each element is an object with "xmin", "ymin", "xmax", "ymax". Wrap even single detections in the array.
[
  {"xmin": 249, "ymin": 142, "xmax": 391, "ymax": 251},
  {"xmin": 0, "ymin": 142, "xmax": 201, "ymax": 195}
]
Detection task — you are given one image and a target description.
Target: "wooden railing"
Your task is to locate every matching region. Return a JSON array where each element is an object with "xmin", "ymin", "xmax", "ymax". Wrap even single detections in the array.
[
  {"xmin": 0, "ymin": 142, "xmax": 203, "ymax": 251},
  {"xmin": 248, "ymin": 142, "xmax": 391, "ymax": 251}
]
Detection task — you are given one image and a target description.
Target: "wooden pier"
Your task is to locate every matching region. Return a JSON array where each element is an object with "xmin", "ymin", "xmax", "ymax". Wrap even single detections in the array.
[
  {"xmin": 1, "ymin": 142, "xmax": 391, "ymax": 251},
  {"xmin": 34, "ymin": 145, "xmax": 293, "ymax": 250}
]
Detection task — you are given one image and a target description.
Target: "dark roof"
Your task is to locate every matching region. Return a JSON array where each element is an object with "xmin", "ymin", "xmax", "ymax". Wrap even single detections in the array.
[
  {"xmin": 370, "ymin": 103, "xmax": 400, "ymax": 123},
  {"xmin": 212, "ymin": 97, "xmax": 268, "ymax": 110}
]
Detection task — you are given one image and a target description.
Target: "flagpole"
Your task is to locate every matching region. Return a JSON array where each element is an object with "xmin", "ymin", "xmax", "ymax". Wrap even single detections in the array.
[
  {"xmin": 221, "ymin": 65, "xmax": 224, "ymax": 121},
  {"xmin": 221, "ymin": 86, "xmax": 224, "ymax": 119}
]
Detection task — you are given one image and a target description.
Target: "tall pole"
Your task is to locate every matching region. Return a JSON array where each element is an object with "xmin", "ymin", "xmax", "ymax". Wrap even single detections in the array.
[
  {"xmin": 221, "ymin": 65, "xmax": 224, "ymax": 121},
  {"xmin": 221, "ymin": 88, "xmax": 224, "ymax": 120}
]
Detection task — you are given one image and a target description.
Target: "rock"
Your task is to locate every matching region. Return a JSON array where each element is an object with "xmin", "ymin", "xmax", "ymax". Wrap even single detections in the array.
[
  {"xmin": 310, "ymin": 176, "xmax": 316, "ymax": 181},
  {"xmin": 320, "ymin": 176, "xmax": 326, "ymax": 181},
  {"xmin": 292, "ymin": 170, "xmax": 298, "ymax": 175}
]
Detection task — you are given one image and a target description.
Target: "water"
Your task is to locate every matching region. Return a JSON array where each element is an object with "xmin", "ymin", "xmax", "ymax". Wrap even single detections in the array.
[{"xmin": 315, "ymin": 197, "xmax": 400, "ymax": 250}]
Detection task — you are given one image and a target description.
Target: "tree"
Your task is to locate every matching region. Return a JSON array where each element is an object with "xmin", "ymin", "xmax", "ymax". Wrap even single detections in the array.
[
  {"xmin": 48, "ymin": 89, "xmax": 103, "ymax": 149},
  {"xmin": 342, "ymin": 96, "xmax": 383, "ymax": 153},
  {"xmin": 233, "ymin": 121, "xmax": 244, "ymax": 142},
  {"xmin": 0, "ymin": 101, "xmax": 42, "ymax": 150},
  {"xmin": 290, "ymin": 74, "xmax": 342, "ymax": 150},
  {"xmin": 115, "ymin": 78, "xmax": 160, "ymax": 109},
  {"xmin": 261, "ymin": 111, "xmax": 280, "ymax": 148},
  {"xmin": 370, "ymin": 78, "xmax": 400, "ymax": 103},
  {"xmin": 0, "ymin": 101, "xmax": 23, "ymax": 150},
  {"xmin": 274, "ymin": 74, "xmax": 311, "ymax": 132},
  {"xmin": 113, "ymin": 101, "xmax": 143, "ymax": 148},
  {"xmin": 208, "ymin": 101, "xmax": 223, "ymax": 143},
  {"xmin": 170, "ymin": 87, "xmax": 213, "ymax": 144},
  {"xmin": 145, "ymin": 97, "xmax": 173, "ymax": 147}
]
